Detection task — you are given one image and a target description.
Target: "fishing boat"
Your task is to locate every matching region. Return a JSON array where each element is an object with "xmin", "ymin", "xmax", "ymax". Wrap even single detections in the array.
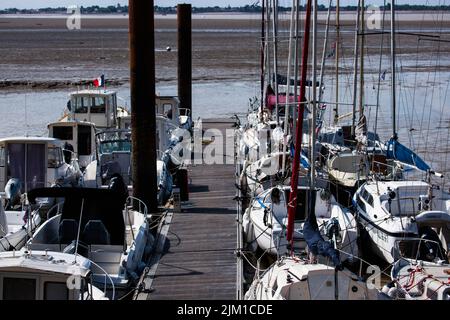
[
  {"xmin": 0, "ymin": 137, "xmax": 82, "ymax": 193},
  {"xmin": 0, "ymin": 250, "xmax": 109, "ymax": 300},
  {"xmin": 61, "ymin": 89, "xmax": 129, "ymax": 129},
  {"xmin": 48, "ymin": 121, "xmax": 97, "ymax": 170},
  {"xmin": 26, "ymin": 185, "xmax": 155, "ymax": 298},
  {"xmin": 354, "ymin": 179, "xmax": 450, "ymax": 264},
  {"xmin": 83, "ymin": 129, "xmax": 173, "ymax": 206},
  {"xmin": 244, "ymin": 256, "xmax": 384, "ymax": 300}
]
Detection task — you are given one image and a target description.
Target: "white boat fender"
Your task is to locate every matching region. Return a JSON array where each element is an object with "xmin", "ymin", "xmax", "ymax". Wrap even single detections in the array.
[{"xmin": 126, "ymin": 225, "xmax": 148, "ymax": 273}]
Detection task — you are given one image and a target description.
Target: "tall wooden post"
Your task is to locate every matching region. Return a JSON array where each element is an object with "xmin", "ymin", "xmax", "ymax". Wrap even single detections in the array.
[
  {"xmin": 177, "ymin": 4, "xmax": 192, "ymax": 112},
  {"xmin": 128, "ymin": 0, "xmax": 158, "ymax": 213}
]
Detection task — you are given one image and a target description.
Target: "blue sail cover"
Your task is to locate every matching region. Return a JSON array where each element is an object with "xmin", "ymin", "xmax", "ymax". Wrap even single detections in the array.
[
  {"xmin": 386, "ymin": 138, "xmax": 430, "ymax": 172},
  {"xmin": 303, "ymin": 191, "xmax": 342, "ymax": 269}
]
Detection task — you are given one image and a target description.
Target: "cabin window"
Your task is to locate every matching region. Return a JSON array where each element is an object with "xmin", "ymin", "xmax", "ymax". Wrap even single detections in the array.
[
  {"xmin": 3, "ymin": 277, "xmax": 36, "ymax": 300},
  {"xmin": 163, "ymin": 103, "xmax": 173, "ymax": 119},
  {"xmin": 108, "ymin": 95, "xmax": 115, "ymax": 124},
  {"xmin": 74, "ymin": 97, "xmax": 89, "ymax": 113},
  {"xmin": 78, "ymin": 125, "xmax": 92, "ymax": 156},
  {"xmin": 0, "ymin": 147, "xmax": 4, "ymax": 167},
  {"xmin": 284, "ymin": 189, "xmax": 308, "ymax": 221},
  {"xmin": 44, "ymin": 282, "xmax": 69, "ymax": 300},
  {"xmin": 7, "ymin": 143, "xmax": 46, "ymax": 192},
  {"xmin": 52, "ymin": 126, "xmax": 73, "ymax": 140},
  {"xmin": 367, "ymin": 194, "xmax": 374, "ymax": 207},
  {"xmin": 48, "ymin": 147, "xmax": 64, "ymax": 168},
  {"xmin": 91, "ymin": 97, "xmax": 106, "ymax": 114}
]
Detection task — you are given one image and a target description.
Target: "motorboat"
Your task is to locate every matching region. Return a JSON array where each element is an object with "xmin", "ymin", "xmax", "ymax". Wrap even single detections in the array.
[
  {"xmin": 26, "ymin": 185, "xmax": 155, "ymax": 298},
  {"xmin": 0, "ymin": 137, "xmax": 82, "ymax": 193},
  {"xmin": 0, "ymin": 249, "xmax": 109, "ymax": 300},
  {"xmin": 48, "ymin": 121, "xmax": 97, "ymax": 170},
  {"xmin": 61, "ymin": 89, "xmax": 129, "ymax": 129},
  {"xmin": 83, "ymin": 129, "xmax": 173, "ymax": 206}
]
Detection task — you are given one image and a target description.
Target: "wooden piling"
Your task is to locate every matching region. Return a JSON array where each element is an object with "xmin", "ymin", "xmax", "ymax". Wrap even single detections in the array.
[
  {"xmin": 177, "ymin": 4, "xmax": 192, "ymax": 112},
  {"xmin": 128, "ymin": 0, "xmax": 158, "ymax": 213}
]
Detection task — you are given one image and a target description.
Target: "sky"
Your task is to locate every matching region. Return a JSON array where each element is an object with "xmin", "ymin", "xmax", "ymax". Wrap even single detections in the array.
[{"xmin": 0, "ymin": 0, "xmax": 443, "ymax": 10}]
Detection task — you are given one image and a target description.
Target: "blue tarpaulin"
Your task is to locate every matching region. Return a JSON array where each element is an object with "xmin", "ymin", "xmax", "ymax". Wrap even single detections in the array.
[
  {"xmin": 290, "ymin": 143, "xmax": 310, "ymax": 169},
  {"xmin": 386, "ymin": 138, "xmax": 430, "ymax": 172}
]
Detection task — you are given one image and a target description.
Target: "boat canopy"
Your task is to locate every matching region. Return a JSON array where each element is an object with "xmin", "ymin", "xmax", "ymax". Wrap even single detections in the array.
[{"xmin": 386, "ymin": 138, "xmax": 430, "ymax": 172}]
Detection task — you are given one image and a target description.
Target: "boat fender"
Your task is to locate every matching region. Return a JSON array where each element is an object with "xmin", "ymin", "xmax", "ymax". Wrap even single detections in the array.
[
  {"xmin": 126, "ymin": 226, "xmax": 148, "ymax": 273},
  {"xmin": 143, "ymin": 233, "xmax": 155, "ymax": 258}
]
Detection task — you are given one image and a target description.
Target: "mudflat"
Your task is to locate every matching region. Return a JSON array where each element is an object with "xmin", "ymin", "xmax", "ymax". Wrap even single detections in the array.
[{"xmin": 0, "ymin": 13, "xmax": 449, "ymax": 90}]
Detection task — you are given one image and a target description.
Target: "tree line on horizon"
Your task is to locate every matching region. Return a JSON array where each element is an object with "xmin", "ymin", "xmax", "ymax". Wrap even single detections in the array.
[{"xmin": 1, "ymin": 4, "xmax": 450, "ymax": 15}]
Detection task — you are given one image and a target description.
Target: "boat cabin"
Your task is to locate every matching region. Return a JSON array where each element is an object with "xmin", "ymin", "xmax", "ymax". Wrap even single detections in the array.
[
  {"xmin": 0, "ymin": 137, "xmax": 68, "ymax": 193},
  {"xmin": 48, "ymin": 121, "xmax": 96, "ymax": 170},
  {"xmin": 118, "ymin": 96, "xmax": 192, "ymax": 129},
  {"xmin": 0, "ymin": 250, "xmax": 105, "ymax": 300},
  {"xmin": 65, "ymin": 90, "xmax": 120, "ymax": 128},
  {"xmin": 95, "ymin": 129, "xmax": 132, "ymax": 186}
]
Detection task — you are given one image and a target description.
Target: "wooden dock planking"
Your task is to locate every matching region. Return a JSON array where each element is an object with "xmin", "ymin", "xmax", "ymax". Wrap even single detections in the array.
[{"xmin": 143, "ymin": 119, "xmax": 238, "ymax": 300}]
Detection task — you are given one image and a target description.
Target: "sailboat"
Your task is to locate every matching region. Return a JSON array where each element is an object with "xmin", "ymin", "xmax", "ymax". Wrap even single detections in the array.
[
  {"xmin": 384, "ymin": 257, "xmax": 450, "ymax": 300},
  {"xmin": 242, "ymin": 184, "xmax": 359, "ymax": 261},
  {"xmin": 353, "ymin": 1, "xmax": 450, "ymax": 264},
  {"xmin": 245, "ymin": 255, "xmax": 384, "ymax": 300}
]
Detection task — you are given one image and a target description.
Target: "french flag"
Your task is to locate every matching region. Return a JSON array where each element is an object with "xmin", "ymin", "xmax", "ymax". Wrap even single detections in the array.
[{"xmin": 93, "ymin": 74, "xmax": 105, "ymax": 87}]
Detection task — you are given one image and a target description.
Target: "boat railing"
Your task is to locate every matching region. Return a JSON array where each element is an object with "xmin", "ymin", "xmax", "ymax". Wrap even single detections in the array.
[
  {"xmin": 125, "ymin": 196, "xmax": 148, "ymax": 242},
  {"xmin": 394, "ymin": 238, "xmax": 447, "ymax": 263},
  {"xmin": 88, "ymin": 259, "xmax": 116, "ymax": 300}
]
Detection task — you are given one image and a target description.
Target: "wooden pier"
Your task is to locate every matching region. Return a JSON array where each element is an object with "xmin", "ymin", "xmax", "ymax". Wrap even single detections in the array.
[{"xmin": 136, "ymin": 119, "xmax": 239, "ymax": 300}]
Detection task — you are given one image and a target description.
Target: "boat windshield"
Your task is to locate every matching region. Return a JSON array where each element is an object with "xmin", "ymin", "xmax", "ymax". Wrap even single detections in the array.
[
  {"xmin": 97, "ymin": 131, "xmax": 131, "ymax": 154},
  {"xmin": 99, "ymin": 140, "xmax": 131, "ymax": 154}
]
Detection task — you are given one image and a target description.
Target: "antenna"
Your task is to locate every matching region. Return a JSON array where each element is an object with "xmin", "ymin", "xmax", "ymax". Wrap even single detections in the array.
[
  {"xmin": 73, "ymin": 198, "xmax": 85, "ymax": 264},
  {"xmin": 24, "ymin": 90, "xmax": 28, "ymax": 137}
]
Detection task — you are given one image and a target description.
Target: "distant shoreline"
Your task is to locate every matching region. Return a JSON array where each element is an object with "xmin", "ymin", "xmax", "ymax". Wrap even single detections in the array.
[{"xmin": 2, "ymin": 11, "xmax": 450, "ymax": 22}]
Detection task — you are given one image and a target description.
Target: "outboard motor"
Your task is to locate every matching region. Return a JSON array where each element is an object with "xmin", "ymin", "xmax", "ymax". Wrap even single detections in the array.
[
  {"xmin": 101, "ymin": 161, "xmax": 121, "ymax": 184},
  {"xmin": 418, "ymin": 226, "xmax": 447, "ymax": 262},
  {"xmin": 4, "ymin": 178, "xmax": 22, "ymax": 210}
]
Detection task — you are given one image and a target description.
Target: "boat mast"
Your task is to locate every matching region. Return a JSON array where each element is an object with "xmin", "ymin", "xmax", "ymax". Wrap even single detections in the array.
[
  {"xmin": 317, "ymin": 0, "xmax": 333, "ymax": 125},
  {"xmin": 310, "ymin": 0, "xmax": 318, "ymax": 191},
  {"xmin": 260, "ymin": 0, "xmax": 266, "ymax": 114},
  {"xmin": 272, "ymin": 0, "xmax": 280, "ymax": 124},
  {"xmin": 287, "ymin": 0, "xmax": 313, "ymax": 243},
  {"xmin": 293, "ymin": 0, "xmax": 300, "ymax": 139},
  {"xmin": 391, "ymin": 0, "xmax": 397, "ymax": 139},
  {"xmin": 334, "ymin": 0, "xmax": 340, "ymax": 124},
  {"xmin": 266, "ymin": 0, "xmax": 272, "ymax": 97},
  {"xmin": 359, "ymin": 0, "xmax": 365, "ymax": 118},
  {"xmin": 351, "ymin": 0, "xmax": 361, "ymax": 138},
  {"xmin": 282, "ymin": 0, "xmax": 296, "ymax": 175}
]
